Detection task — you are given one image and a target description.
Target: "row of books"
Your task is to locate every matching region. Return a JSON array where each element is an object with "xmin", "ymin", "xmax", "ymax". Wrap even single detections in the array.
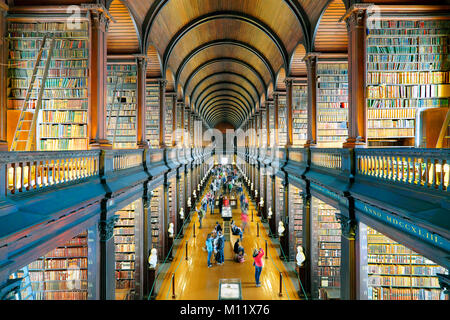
[
  {"xmin": 10, "ymin": 89, "xmax": 87, "ymax": 98},
  {"xmin": 39, "ymin": 138, "xmax": 87, "ymax": 151},
  {"xmin": 10, "ymin": 78, "xmax": 87, "ymax": 89},
  {"xmin": 41, "ymin": 110, "xmax": 87, "ymax": 123},
  {"xmin": 367, "ymin": 54, "xmax": 447, "ymax": 63},
  {"xmin": 106, "ymin": 110, "xmax": 136, "ymax": 117},
  {"xmin": 368, "ymin": 265, "xmax": 446, "ymax": 276},
  {"xmin": 367, "ymin": 62, "xmax": 447, "ymax": 71},
  {"xmin": 367, "ymin": 37, "xmax": 447, "ymax": 46},
  {"xmin": 9, "ymin": 49, "xmax": 88, "ymax": 60},
  {"xmin": 368, "ymin": 20, "xmax": 450, "ymax": 29},
  {"xmin": 34, "ymin": 292, "xmax": 88, "ymax": 300},
  {"xmin": 367, "ymin": 84, "xmax": 449, "ymax": 99},
  {"xmin": 368, "ymin": 119, "xmax": 415, "ymax": 129},
  {"xmin": 9, "ymin": 68, "xmax": 87, "ymax": 78},
  {"xmin": 10, "ymin": 59, "xmax": 88, "ymax": 69},
  {"xmin": 39, "ymin": 124, "xmax": 86, "ymax": 138},
  {"xmin": 368, "ymin": 254, "xmax": 440, "ymax": 265},
  {"xmin": 368, "ymin": 275, "xmax": 440, "ymax": 288},
  {"xmin": 369, "ymin": 287, "xmax": 444, "ymax": 300},
  {"xmin": 8, "ymin": 22, "xmax": 89, "ymax": 32},
  {"xmin": 367, "ymin": 71, "xmax": 449, "ymax": 85},
  {"xmin": 30, "ymin": 270, "xmax": 88, "ymax": 282},
  {"xmin": 367, "ymin": 98, "xmax": 448, "ymax": 109},
  {"xmin": 368, "ymin": 128, "xmax": 415, "ymax": 138},
  {"xmin": 9, "ymin": 39, "xmax": 87, "ymax": 50}
]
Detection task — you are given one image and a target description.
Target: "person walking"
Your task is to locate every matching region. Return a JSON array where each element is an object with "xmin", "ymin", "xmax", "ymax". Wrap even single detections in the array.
[
  {"xmin": 218, "ymin": 194, "xmax": 224, "ymax": 215},
  {"xmin": 252, "ymin": 248, "xmax": 265, "ymax": 287},
  {"xmin": 241, "ymin": 211, "xmax": 248, "ymax": 233},
  {"xmin": 209, "ymin": 194, "xmax": 215, "ymax": 215},
  {"xmin": 198, "ymin": 208, "xmax": 204, "ymax": 229},
  {"xmin": 206, "ymin": 233, "xmax": 214, "ymax": 268},
  {"xmin": 216, "ymin": 231, "xmax": 225, "ymax": 265}
]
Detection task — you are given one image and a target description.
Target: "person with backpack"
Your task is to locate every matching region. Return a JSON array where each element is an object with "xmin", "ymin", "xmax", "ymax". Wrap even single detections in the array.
[{"xmin": 252, "ymin": 248, "xmax": 265, "ymax": 287}]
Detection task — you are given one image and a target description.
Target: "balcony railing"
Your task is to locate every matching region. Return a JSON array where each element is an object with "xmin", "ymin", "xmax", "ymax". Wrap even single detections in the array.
[
  {"xmin": 2, "ymin": 150, "xmax": 100, "ymax": 196},
  {"xmin": 310, "ymin": 148, "xmax": 344, "ymax": 171},
  {"xmin": 111, "ymin": 149, "xmax": 144, "ymax": 172},
  {"xmin": 355, "ymin": 148, "xmax": 449, "ymax": 192}
]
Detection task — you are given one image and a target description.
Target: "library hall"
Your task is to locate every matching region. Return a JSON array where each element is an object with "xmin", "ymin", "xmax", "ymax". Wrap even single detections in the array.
[{"xmin": 0, "ymin": 0, "xmax": 449, "ymax": 304}]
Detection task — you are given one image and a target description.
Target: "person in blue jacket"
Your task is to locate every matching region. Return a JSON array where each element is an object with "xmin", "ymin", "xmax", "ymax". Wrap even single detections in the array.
[{"xmin": 206, "ymin": 233, "xmax": 214, "ymax": 268}]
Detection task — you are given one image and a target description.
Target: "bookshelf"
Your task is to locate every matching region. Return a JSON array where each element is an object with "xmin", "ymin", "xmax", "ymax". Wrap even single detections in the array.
[
  {"xmin": 106, "ymin": 63, "xmax": 137, "ymax": 149},
  {"xmin": 165, "ymin": 96, "xmax": 173, "ymax": 145},
  {"xmin": 366, "ymin": 20, "xmax": 450, "ymax": 147},
  {"xmin": 311, "ymin": 197, "xmax": 341, "ymax": 299},
  {"xmin": 27, "ymin": 231, "xmax": 88, "ymax": 300},
  {"xmin": 275, "ymin": 177, "xmax": 285, "ymax": 228},
  {"xmin": 288, "ymin": 185, "xmax": 303, "ymax": 260},
  {"xmin": 145, "ymin": 82, "xmax": 160, "ymax": 148},
  {"xmin": 168, "ymin": 177, "xmax": 176, "ymax": 226},
  {"xmin": 178, "ymin": 172, "xmax": 185, "ymax": 218},
  {"xmin": 262, "ymin": 106, "xmax": 267, "ymax": 147},
  {"xmin": 316, "ymin": 62, "xmax": 348, "ymax": 148},
  {"xmin": 292, "ymin": 84, "xmax": 308, "ymax": 147},
  {"xmin": 150, "ymin": 185, "xmax": 164, "ymax": 253},
  {"xmin": 7, "ymin": 21, "xmax": 89, "ymax": 151},
  {"xmin": 367, "ymin": 226, "xmax": 448, "ymax": 300},
  {"xmin": 113, "ymin": 202, "xmax": 139, "ymax": 299},
  {"xmin": 278, "ymin": 94, "xmax": 288, "ymax": 146},
  {"xmin": 8, "ymin": 267, "xmax": 35, "ymax": 300}
]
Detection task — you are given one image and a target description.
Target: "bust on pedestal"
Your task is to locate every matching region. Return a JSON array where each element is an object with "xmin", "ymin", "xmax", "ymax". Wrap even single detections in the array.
[
  {"xmin": 168, "ymin": 223, "xmax": 174, "ymax": 261},
  {"xmin": 147, "ymin": 248, "xmax": 158, "ymax": 299}
]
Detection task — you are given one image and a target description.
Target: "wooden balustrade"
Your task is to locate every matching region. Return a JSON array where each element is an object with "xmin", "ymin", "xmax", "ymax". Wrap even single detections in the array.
[
  {"xmin": 310, "ymin": 149, "xmax": 343, "ymax": 171},
  {"xmin": 111, "ymin": 150, "xmax": 144, "ymax": 172},
  {"xmin": 356, "ymin": 148, "xmax": 449, "ymax": 191},
  {"xmin": 1, "ymin": 151, "xmax": 100, "ymax": 196}
]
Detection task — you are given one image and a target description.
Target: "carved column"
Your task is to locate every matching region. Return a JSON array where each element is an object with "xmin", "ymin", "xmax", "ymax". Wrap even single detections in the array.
[
  {"xmin": 158, "ymin": 79, "xmax": 168, "ymax": 148},
  {"xmin": 266, "ymin": 103, "xmax": 270, "ymax": 147},
  {"xmin": 336, "ymin": 212, "xmax": 358, "ymax": 300},
  {"xmin": 304, "ymin": 54, "xmax": 318, "ymax": 148},
  {"xmin": 179, "ymin": 102, "xmax": 185, "ymax": 146},
  {"xmin": 343, "ymin": 6, "xmax": 368, "ymax": 148},
  {"xmin": 88, "ymin": 7, "xmax": 112, "ymax": 149},
  {"xmin": 274, "ymin": 96, "xmax": 279, "ymax": 147},
  {"xmin": 0, "ymin": 2, "xmax": 8, "ymax": 150},
  {"xmin": 285, "ymin": 78, "xmax": 294, "ymax": 147},
  {"xmin": 136, "ymin": 56, "xmax": 148, "ymax": 149}
]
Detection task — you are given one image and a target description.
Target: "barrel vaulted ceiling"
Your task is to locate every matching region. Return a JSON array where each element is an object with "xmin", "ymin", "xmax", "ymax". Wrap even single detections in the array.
[{"xmin": 9, "ymin": 0, "xmax": 355, "ymax": 128}]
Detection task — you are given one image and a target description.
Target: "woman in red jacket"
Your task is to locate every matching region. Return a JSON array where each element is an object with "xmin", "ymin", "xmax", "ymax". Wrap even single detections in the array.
[{"xmin": 252, "ymin": 248, "xmax": 265, "ymax": 287}]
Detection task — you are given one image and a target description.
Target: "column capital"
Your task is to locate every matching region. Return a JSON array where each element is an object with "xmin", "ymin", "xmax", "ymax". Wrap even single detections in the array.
[
  {"xmin": 336, "ymin": 213, "xmax": 357, "ymax": 240},
  {"xmin": 83, "ymin": 3, "xmax": 115, "ymax": 31},
  {"xmin": 284, "ymin": 78, "xmax": 294, "ymax": 87},
  {"xmin": 0, "ymin": 2, "xmax": 8, "ymax": 11},
  {"xmin": 157, "ymin": 78, "xmax": 168, "ymax": 87},
  {"xmin": 303, "ymin": 53, "xmax": 319, "ymax": 67},
  {"xmin": 340, "ymin": 3, "xmax": 373, "ymax": 24},
  {"xmin": 98, "ymin": 215, "xmax": 119, "ymax": 241},
  {"xmin": 134, "ymin": 54, "xmax": 147, "ymax": 68}
]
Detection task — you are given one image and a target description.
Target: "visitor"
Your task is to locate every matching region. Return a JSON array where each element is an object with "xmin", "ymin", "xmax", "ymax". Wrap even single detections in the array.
[
  {"xmin": 214, "ymin": 221, "xmax": 222, "ymax": 234},
  {"xmin": 223, "ymin": 195, "xmax": 229, "ymax": 208},
  {"xmin": 231, "ymin": 221, "xmax": 243, "ymax": 241},
  {"xmin": 209, "ymin": 193, "xmax": 215, "ymax": 215},
  {"xmin": 198, "ymin": 208, "xmax": 204, "ymax": 229},
  {"xmin": 216, "ymin": 231, "xmax": 225, "ymax": 265},
  {"xmin": 252, "ymin": 248, "xmax": 265, "ymax": 287},
  {"xmin": 218, "ymin": 195, "xmax": 224, "ymax": 214},
  {"xmin": 241, "ymin": 211, "xmax": 248, "ymax": 233},
  {"xmin": 206, "ymin": 233, "xmax": 214, "ymax": 268}
]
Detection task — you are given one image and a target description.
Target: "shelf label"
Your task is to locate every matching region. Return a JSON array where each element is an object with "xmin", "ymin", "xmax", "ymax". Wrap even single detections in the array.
[{"xmin": 355, "ymin": 201, "xmax": 450, "ymax": 252}]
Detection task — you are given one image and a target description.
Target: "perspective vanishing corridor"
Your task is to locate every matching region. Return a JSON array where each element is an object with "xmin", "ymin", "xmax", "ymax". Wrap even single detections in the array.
[{"xmin": 0, "ymin": 0, "xmax": 448, "ymax": 302}]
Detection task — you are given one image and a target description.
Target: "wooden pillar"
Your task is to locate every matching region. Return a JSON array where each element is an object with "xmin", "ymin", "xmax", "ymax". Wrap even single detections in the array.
[
  {"xmin": 88, "ymin": 7, "xmax": 112, "ymax": 150},
  {"xmin": 280, "ymin": 180, "xmax": 290, "ymax": 257},
  {"xmin": 336, "ymin": 210, "xmax": 358, "ymax": 300},
  {"xmin": 274, "ymin": 96, "xmax": 279, "ymax": 146},
  {"xmin": 285, "ymin": 78, "xmax": 294, "ymax": 147},
  {"xmin": 142, "ymin": 192, "xmax": 151, "ymax": 297},
  {"xmin": 171, "ymin": 94, "xmax": 177, "ymax": 147},
  {"xmin": 0, "ymin": 2, "xmax": 8, "ymax": 151},
  {"xmin": 343, "ymin": 6, "xmax": 368, "ymax": 148},
  {"xmin": 180, "ymin": 102, "xmax": 185, "ymax": 146},
  {"xmin": 162, "ymin": 178, "xmax": 170, "ymax": 259},
  {"xmin": 187, "ymin": 108, "xmax": 192, "ymax": 148},
  {"xmin": 97, "ymin": 215, "xmax": 118, "ymax": 300},
  {"xmin": 304, "ymin": 54, "xmax": 318, "ymax": 148},
  {"xmin": 136, "ymin": 56, "xmax": 148, "ymax": 149},
  {"xmin": 266, "ymin": 104, "xmax": 270, "ymax": 147},
  {"xmin": 158, "ymin": 79, "xmax": 167, "ymax": 148},
  {"xmin": 301, "ymin": 191, "xmax": 312, "ymax": 296}
]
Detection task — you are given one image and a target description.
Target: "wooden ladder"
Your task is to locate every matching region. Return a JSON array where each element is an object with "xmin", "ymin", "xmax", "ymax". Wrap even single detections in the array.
[
  {"xmin": 10, "ymin": 34, "xmax": 56, "ymax": 151},
  {"xmin": 108, "ymin": 74, "xmax": 127, "ymax": 147},
  {"xmin": 436, "ymin": 108, "xmax": 450, "ymax": 148}
]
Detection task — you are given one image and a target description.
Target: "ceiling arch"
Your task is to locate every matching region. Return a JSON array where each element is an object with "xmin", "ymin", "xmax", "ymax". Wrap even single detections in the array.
[
  {"xmin": 177, "ymin": 45, "xmax": 274, "ymax": 89},
  {"xmin": 184, "ymin": 60, "xmax": 266, "ymax": 99},
  {"xmin": 190, "ymin": 72, "xmax": 260, "ymax": 111},
  {"xmin": 202, "ymin": 97, "xmax": 250, "ymax": 120},
  {"xmin": 197, "ymin": 90, "xmax": 252, "ymax": 115},
  {"xmin": 146, "ymin": 44, "xmax": 162, "ymax": 78},
  {"xmin": 206, "ymin": 108, "xmax": 243, "ymax": 128},
  {"xmin": 276, "ymin": 67, "xmax": 287, "ymax": 92},
  {"xmin": 107, "ymin": 0, "xmax": 140, "ymax": 54},
  {"xmin": 193, "ymin": 82, "xmax": 256, "ymax": 112},
  {"xmin": 289, "ymin": 43, "xmax": 307, "ymax": 77}
]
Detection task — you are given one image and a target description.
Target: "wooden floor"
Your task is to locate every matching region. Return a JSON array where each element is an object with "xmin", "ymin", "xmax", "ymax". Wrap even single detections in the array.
[{"xmin": 156, "ymin": 176, "xmax": 301, "ymax": 300}]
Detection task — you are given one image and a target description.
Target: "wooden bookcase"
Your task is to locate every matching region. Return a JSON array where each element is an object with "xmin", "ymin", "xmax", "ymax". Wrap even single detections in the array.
[
  {"xmin": 367, "ymin": 226, "xmax": 448, "ymax": 300},
  {"xmin": 366, "ymin": 19, "xmax": 450, "ymax": 147},
  {"xmin": 311, "ymin": 197, "xmax": 341, "ymax": 299},
  {"xmin": 106, "ymin": 61, "xmax": 137, "ymax": 149},
  {"xmin": 150, "ymin": 185, "xmax": 164, "ymax": 256},
  {"xmin": 145, "ymin": 81, "xmax": 160, "ymax": 148},
  {"xmin": 7, "ymin": 20, "xmax": 89, "ymax": 151},
  {"xmin": 277, "ymin": 94, "xmax": 288, "ymax": 146},
  {"xmin": 165, "ymin": 96, "xmax": 173, "ymax": 145},
  {"xmin": 316, "ymin": 62, "xmax": 349, "ymax": 148},
  {"xmin": 27, "ymin": 231, "xmax": 88, "ymax": 300},
  {"xmin": 113, "ymin": 201, "xmax": 140, "ymax": 300},
  {"xmin": 292, "ymin": 83, "xmax": 308, "ymax": 147}
]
